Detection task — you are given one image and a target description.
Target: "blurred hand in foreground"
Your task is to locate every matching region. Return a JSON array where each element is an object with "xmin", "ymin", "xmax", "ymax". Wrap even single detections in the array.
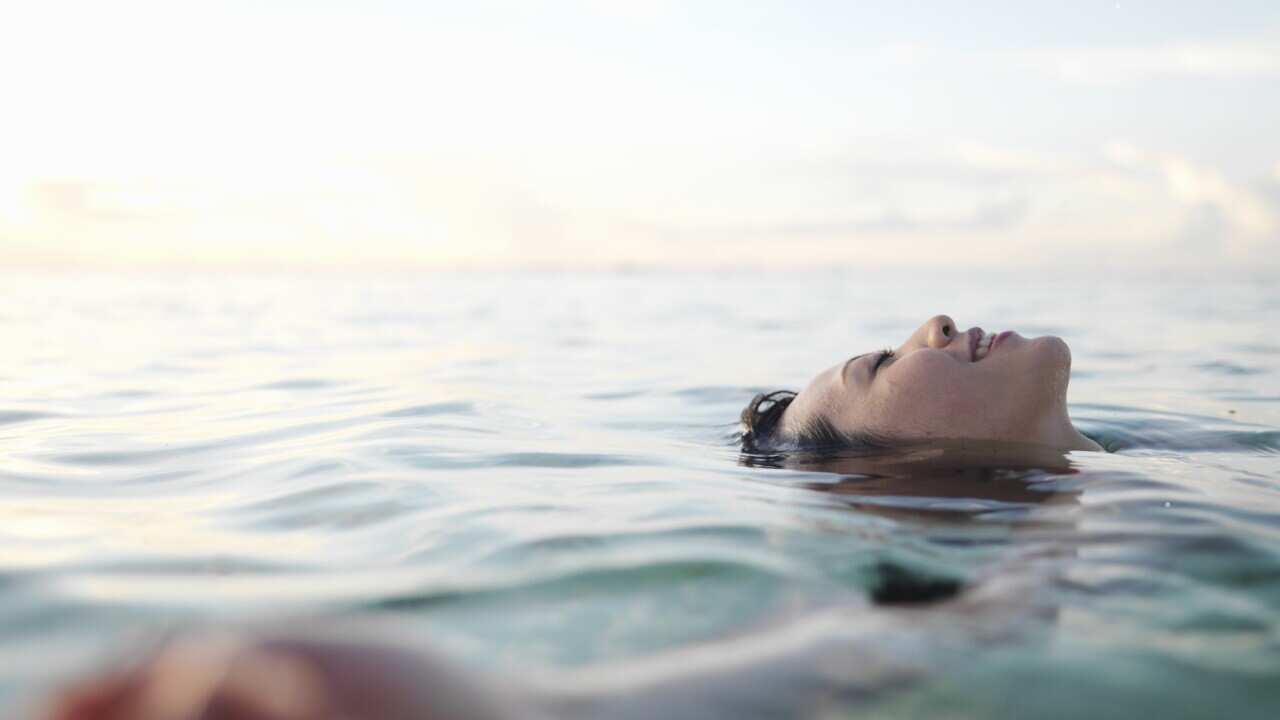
[{"xmin": 38, "ymin": 632, "xmax": 519, "ymax": 720}]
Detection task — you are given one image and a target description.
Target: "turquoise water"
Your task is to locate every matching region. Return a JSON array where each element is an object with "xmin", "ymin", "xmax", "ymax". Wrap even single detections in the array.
[{"xmin": 2, "ymin": 269, "xmax": 1279, "ymax": 717}]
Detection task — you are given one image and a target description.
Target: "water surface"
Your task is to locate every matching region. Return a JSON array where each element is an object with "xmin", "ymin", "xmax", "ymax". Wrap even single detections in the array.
[{"xmin": 1, "ymin": 269, "xmax": 1278, "ymax": 717}]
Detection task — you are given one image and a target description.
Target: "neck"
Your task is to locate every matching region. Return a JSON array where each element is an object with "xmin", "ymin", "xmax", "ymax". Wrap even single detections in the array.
[
  {"xmin": 1066, "ymin": 425, "xmax": 1103, "ymax": 452},
  {"xmin": 1035, "ymin": 406, "xmax": 1101, "ymax": 452}
]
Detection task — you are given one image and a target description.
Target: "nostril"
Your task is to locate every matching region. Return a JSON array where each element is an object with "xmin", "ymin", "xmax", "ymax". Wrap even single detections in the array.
[{"xmin": 941, "ymin": 324, "xmax": 951, "ymax": 337}]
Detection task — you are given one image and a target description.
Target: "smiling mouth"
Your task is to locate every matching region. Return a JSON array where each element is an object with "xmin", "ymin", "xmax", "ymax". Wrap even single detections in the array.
[{"xmin": 974, "ymin": 329, "xmax": 998, "ymax": 360}]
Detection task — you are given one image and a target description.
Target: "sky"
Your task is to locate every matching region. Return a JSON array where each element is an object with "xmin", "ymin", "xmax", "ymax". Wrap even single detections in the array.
[{"xmin": 1, "ymin": 0, "xmax": 1278, "ymax": 271}]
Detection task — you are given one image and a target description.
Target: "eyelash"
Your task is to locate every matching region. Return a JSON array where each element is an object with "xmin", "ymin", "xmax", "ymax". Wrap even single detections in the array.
[{"xmin": 873, "ymin": 349, "xmax": 895, "ymax": 371}]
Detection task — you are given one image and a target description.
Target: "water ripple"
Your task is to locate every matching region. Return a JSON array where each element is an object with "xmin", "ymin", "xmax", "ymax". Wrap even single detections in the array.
[
  {"xmin": 383, "ymin": 401, "xmax": 476, "ymax": 417},
  {"xmin": 0, "ymin": 410, "xmax": 57, "ymax": 426},
  {"xmin": 3, "ymin": 272, "xmax": 1280, "ymax": 718},
  {"xmin": 1196, "ymin": 361, "xmax": 1268, "ymax": 376}
]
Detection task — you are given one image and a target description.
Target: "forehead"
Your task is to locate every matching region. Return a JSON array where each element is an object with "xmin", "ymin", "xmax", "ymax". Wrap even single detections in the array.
[
  {"xmin": 789, "ymin": 356, "xmax": 870, "ymax": 422},
  {"xmin": 826, "ymin": 351, "xmax": 881, "ymax": 388}
]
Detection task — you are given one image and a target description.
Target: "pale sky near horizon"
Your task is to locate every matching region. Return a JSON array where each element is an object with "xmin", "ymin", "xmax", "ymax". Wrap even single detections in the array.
[{"xmin": 2, "ymin": 1, "xmax": 1278, "ymax": 271}]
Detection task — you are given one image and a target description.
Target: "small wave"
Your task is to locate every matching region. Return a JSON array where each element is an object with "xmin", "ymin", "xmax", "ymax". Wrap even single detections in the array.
[
  {"xmin": 491, "ymin": 452, "xmax": 643, "ymax": 469},
  {"xmin": 366, "ymin": 556, "xmax": 793, "ymax": 612},
  {"xmin": 47, "ymin": 447, "xmax": 191, "ymax": 466},
  {"xmin": 0, "ymin": 410, "xmax": 57, "ymax": 426},
  {"xmin": 1231, "ymin": 342, "xmax": 1280, "ymax": 355},
  {"xmin": 1086, "ymin": 422, "xmax": 1280, "ymax": 454},
  {"xmin": 383, "ymin": 401, "xmax": 475, "ymax": 417},
  {"xmin": 479, "ymin": 524, "xmax": 769, "ymax": 564},
  {"xmin": 217, "ymin": 481, "xmax": 414, "ymax": 531},
  {"xmin": 1211, "ymin": 394, "xmax": 1280, "ymax": 404},
  {"xmin": 288, "ymin": 460, "xmax": 349, "ymax": 479},
  {"xmin": 378, "ymin": 448, "xmax": 646, "ymax": 470},
  {"xmin": 675, "ymin": 386, "xmax": 758, "ymax": 403},
  {"xmin": 584, "ymin": 390, "xmax": 648, "ymax": 401},
  {"xmin": 255, "ymin": 378, "xmax": 339, "ymax": 391},
  {"xmin": 1195, "ymin": 361, "xmax": 1267, "ymax": 376},
  {"xmin": 36, "ymin": 417, "xmax": 366, "ymax": 468},
  {"xmin": 1073, "ymin": 405, "xmax": 1280, "ymax": 454}
]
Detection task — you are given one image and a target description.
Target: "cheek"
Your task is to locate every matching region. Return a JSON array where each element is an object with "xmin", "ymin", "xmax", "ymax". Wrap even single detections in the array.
[{"xmin": 864, "ymin": 359, "xmax": 980, "ymax": 437}]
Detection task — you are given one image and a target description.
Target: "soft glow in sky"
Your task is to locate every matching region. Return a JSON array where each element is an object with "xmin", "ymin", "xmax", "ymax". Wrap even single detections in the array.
[{"xmin": 2, "ymin": 1, "xmax": 1278, "ymax": 270}]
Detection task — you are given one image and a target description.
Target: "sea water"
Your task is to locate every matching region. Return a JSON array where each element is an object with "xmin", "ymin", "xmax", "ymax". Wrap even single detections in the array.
[{"xmin": 1, "ymin": 269, "xmax": 1278, "ymax": 718}]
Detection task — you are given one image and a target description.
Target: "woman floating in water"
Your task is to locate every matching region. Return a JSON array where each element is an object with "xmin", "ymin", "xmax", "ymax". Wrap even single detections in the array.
[{"xmin": 741, "ymin": 315, "xmax": 1101, "ymax": 454}]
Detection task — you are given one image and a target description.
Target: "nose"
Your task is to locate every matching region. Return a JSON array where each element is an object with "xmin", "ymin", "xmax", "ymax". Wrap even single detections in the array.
[{"xmin": 924, "ymin": 314, "xmax": 957, "ymax": 349}]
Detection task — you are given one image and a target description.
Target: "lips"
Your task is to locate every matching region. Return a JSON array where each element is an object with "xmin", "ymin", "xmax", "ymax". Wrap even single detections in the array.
[
  {"xmin": 990, "ymin": 331, "xmax": 1012, "ymax": 353},
  {"xmin": 973, "ymin": 329, "xmax": 999, "ymax": 361}
]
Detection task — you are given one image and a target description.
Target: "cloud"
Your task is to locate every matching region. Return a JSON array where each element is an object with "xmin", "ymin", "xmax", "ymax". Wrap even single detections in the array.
[
  {"xmin": 3, "ymin": 135, "xmax": 1275, "ymax": 272},
  {"xmin": 867, "ymin": 36, "xmax": 1280, "ymax": 86},
  {"xmin": 1105, "ymin": 142, "xmax": 1279, "ymax": 258},
  {"xmin": 1026, "ymin": 39, "xmax": 1280, "ymax": 84},
  {"xmin": 769, "ymin": 197, "xmax": 1031, "ymax": 236}
]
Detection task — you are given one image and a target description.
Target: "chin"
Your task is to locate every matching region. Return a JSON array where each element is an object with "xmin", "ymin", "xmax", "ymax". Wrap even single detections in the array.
[
  {"xmin": 1026, "ymin": 335, "xmax": 1073, "ymax": 396},
  {"xmin": 1029, "ymin": 335, "xmax": 1071, "ymax": 367}
]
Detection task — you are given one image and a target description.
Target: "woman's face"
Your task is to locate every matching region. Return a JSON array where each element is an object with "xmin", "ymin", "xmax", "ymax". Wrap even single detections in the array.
[{"xmin": 781, "ymin": 315, "xmax": 1080, "ymax": 447}]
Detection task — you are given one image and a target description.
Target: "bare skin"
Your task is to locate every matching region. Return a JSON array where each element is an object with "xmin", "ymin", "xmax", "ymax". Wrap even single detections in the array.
[
  {"xmin": 781, "ymin": 315, "xmax": 1101, "ymax": 452},
  {"xmin": 35, "ymin": 632, "xmax": 527, "ymax": 720}
]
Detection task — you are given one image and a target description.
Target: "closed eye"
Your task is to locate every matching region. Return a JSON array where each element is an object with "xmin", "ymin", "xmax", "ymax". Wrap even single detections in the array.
[
  {"xmin": 842, "ymin": 349, "xmax": 895, "ymax": 386},
  {"xmin": 872, "ymin": 349, "xmax": 895, "ymax": 374}
]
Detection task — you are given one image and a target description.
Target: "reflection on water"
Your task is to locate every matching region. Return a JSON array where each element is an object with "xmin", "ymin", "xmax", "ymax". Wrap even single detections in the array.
[
  {"xmin": 1, "ymin": 270, "xmax": 1279, "ymax": 718},
  {"xmin": 753, "ymin": 442, "xmax": 1079, "ymax": 523}
]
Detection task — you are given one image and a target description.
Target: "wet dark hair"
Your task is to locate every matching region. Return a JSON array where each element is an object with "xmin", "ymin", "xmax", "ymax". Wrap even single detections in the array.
[{"xmin": 740, "ymin": 390, "xmax": 881, "ymax": 453}]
